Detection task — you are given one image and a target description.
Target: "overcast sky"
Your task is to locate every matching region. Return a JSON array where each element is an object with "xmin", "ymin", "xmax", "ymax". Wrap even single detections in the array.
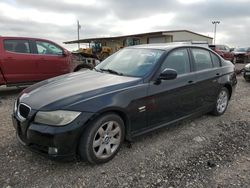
[{"xmin": 0, "ymin": 0, "xmax": 249, "ymax": 50}]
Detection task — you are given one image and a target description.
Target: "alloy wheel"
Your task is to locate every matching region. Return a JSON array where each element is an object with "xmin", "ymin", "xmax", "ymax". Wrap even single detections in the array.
[
  {"xmin": 92, "ymin": 121, "xmax": 121, "ymax": 159},
  {"xmin": 216, "ymin": 90, "xmax": 228, "ymax": 113}
]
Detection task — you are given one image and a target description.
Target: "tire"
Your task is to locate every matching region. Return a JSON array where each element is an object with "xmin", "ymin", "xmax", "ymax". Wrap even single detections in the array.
[
  {"xmin": 211, "ymin": 87, "xmax": 229, "ymax": 116},
  {"xmin": 78, "ymin": 113, "xmax": 125, "ymax": 164}
]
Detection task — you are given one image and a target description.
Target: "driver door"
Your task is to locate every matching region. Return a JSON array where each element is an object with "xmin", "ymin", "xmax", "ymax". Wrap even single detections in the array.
[{"xmin": 147, "ymin": 48, "xmax": 198, "ymax": 128}]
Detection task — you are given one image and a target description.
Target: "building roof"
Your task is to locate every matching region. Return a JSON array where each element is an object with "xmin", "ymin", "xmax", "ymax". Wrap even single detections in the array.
[{"xmin": 64, "ymin": 30, "xmax": 213, "ymax": 44}]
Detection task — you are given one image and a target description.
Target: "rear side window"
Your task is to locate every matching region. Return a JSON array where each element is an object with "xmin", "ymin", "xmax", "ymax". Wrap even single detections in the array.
[
  {"xmin": 191, "ymin": 48, "xmax": 213, "ymax": 71},
  {"xmin": 35, "ymin": 41, "xmax": 63, "ymax": 55},
  {"xmin": 161, "ymin": 48, "xmax": 190, "ymax": 75},
  {"xmin": 4, "ymin": 40, "xmax": 31, "ymax": 54},
  {"xmin": 210, "ymin": 52, "xmax": 221, "ymax": 67}
]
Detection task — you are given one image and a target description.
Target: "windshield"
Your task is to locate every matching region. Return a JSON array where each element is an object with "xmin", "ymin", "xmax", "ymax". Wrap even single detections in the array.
[
  {"xmin": 95, "ymin": 48, "xmax": 164, "ymax": 77},
  {"xmin": 234, "ymin": 47, "xmax": 247, "ymax": 52}
]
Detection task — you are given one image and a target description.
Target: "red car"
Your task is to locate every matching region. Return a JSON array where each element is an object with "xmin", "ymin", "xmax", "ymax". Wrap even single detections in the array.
[
  {"xmin": 232, "ymin": 47, "xmax": 250, "ymax": 64},
  {"xmin": 0, "ymin": 36, "xmax": 88, "ymax": 86},
  {"xmin": 209, "ymin": 45, "xmax": 234, "ymax": 62}
]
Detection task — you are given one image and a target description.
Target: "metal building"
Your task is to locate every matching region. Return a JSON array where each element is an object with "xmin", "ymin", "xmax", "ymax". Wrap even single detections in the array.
[{"xmin": 64, "ymin": 30, "xmax": 213, "ymax": 53}]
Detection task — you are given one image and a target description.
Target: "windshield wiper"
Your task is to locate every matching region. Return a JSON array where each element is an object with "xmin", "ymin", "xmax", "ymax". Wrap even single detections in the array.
[
  {"xmin": 100, "ymin": 68, "xmax": 123, "ymax": 76},
  {"xmin": 93, "ymin": 67, "xmax": 102, "ymax": 72}
]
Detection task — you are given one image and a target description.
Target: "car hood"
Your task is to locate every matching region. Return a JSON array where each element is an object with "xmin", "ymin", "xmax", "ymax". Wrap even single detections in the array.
[{"xmin": 19, "ymin": 70, "xmax": 141, "ymax": 110}]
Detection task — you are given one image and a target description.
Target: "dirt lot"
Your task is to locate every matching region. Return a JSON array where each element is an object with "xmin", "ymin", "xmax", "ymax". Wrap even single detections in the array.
[{"xmin": 0, "ymin": 65, "xmax": 249, "ymax": 188}]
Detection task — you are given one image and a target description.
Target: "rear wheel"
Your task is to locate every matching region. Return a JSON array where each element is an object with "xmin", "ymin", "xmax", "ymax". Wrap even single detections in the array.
[
  {"xmin": 78, "ymin": 113, "xmax": 125, "ymax": 164},
  {"xmin": 211, "ymin": 87, "xmax": 229, "ymax": 116}
]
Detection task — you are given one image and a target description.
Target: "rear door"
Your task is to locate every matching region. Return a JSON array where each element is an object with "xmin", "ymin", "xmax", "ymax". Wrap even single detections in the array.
[
  {"xmin": 32, "ymin": 40, "xmax": 69, "ymax": 80},
  {"xmin": 1, "ymin": 39, "xmax": 40, "ymax": 84},
  {"xmin": 190, "ymin": 48, "xmax": 221, "ymax": 109}
]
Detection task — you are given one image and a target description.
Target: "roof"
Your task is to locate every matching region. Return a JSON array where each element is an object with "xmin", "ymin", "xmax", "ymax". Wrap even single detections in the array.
[
  {"xmin": 128, "ymin": 42, "xmax": 210, "ymax": 50},
  {"xmin": 64, "ymin": 30, "xmax": 213, "ymax": 44}
]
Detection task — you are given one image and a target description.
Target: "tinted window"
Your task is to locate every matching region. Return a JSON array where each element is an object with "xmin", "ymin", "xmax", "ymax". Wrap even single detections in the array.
[
  {"xmin": 192, "ymin": 48, "xmax": 213, "ymax": 71},
  {"xmin": 96, "ymin": 48, "xmax": 164, "ymax": 77},
  {"xmin": 211, "ymin": 53, "xmax": 221, "ymax": 67},
  {"xmin": 36, "ymin": 41, "xmax": 63, "ymax": 55},
  {"xmin": 4, "ymin": 40, "xmax": 31, "ymax": 54},
  {"xmin": 161, "ymin": 49, "xmax": 190, "ymax": 75}
]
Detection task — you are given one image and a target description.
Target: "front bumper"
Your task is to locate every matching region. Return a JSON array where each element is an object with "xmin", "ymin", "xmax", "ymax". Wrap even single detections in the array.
[{"xmin": 12, "ymin": 111, "xmax": 94, "ymax": 160}]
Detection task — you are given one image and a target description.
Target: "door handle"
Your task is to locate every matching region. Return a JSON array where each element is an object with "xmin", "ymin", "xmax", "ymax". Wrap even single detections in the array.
[
  {"xmin": 216, "ymin": 73, "xmax": 221, "ymax": 76},
  {"xmin": 188, "ymin": 80, "xmax": 194, "ymax": 84}
]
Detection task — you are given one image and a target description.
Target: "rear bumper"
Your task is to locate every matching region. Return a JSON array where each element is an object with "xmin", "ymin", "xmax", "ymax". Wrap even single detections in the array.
[{"xmin": 12, "ymin": 112, "xmax": 94, "ymax": 160}]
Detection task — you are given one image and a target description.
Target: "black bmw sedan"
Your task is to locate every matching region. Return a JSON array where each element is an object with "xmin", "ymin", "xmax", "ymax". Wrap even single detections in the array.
[{"xmin": 12, "ymin": 43, "xmax": 237, "ymax": 164}]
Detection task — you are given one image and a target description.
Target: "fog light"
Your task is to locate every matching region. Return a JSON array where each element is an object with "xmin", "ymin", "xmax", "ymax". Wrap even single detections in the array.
[{"xmin": 48, "ymin": 147, "xmax": 58, "ymax": 155}]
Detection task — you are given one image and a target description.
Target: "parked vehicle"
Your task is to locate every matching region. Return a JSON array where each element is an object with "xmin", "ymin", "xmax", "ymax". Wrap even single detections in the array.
[
  {"xmin": 0, "ymin": 36, "xmax": 90, "ymax": 87},
  {"xmin": 12, "ymin": 43, "xmax": 237, "ymax": 163},
  {"xmin": 232, "ymin": 47, "xmax": 250, "ymax": 64},
  {"xmin": 242, "ymin": 63, "xmax": 250, "ymax": 81},
  {"xmin": 209, "ymin": 44, "xmax": 234, "ymax": 62}
]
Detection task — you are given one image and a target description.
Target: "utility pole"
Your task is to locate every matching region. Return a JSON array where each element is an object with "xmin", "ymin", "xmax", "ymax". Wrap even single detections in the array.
[
  {"xmin": 212, "ymin": 21, "xmax": 220, "ymax": 44},
  {"xmin": 77, "ymin": 20, "xmax": 81, "ymax": 49}
]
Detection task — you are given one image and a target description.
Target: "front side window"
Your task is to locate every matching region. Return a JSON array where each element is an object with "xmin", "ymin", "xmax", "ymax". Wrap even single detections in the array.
[
  {"xmin": 4, "ymin": 39, "xmax": 31, "ymax": 54},
  {"xmin": 191, "ymin": 48, "xmax": 213, "ymax": 71},
  {"xmin": 36, "ymin": 41, "xmax": 63, "ymax": 55},
  {"xmin": 96, "ymin": 48, "xmax": 164, "ymax": 77},
  {"xmin": 161, "ymin": 48, "xmax": 190, "ymax": 75}
]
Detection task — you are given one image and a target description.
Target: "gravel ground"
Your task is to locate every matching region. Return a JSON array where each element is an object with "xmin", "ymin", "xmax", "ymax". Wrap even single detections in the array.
[{"xmin": 0, "ymin": 64, "xmax": 249, "ymax": 188}]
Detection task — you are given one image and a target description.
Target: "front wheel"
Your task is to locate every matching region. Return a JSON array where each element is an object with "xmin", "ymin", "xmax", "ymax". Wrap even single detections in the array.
[
  {"xmin": 211, "ymin": 87, "xmax": 229, "ymax": 116},
  {"xmin": 78, "ymin": 113, "xmax": 125, "ymax": 164}
]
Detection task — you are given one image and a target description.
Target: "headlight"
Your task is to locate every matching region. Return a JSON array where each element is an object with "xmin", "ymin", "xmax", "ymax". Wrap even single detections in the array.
[
  {"xmin": 34, "ymin": 110, "xmax": 81, "ymax": 126},
  {"xmin": 245, "ymin": 63, "xmax": 250, "ymax": 70}
]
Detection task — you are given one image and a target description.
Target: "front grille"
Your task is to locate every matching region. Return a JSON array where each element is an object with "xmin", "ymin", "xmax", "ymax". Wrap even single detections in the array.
[{"xmin": 18, "ymin": 103, "xmax": 31, "ymax": 119}]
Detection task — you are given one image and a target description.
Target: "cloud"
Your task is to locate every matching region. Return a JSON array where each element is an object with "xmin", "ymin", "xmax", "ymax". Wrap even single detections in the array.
[{"xmin": 0, "ymin": 0, "xmax": 249, "ymax": 49}]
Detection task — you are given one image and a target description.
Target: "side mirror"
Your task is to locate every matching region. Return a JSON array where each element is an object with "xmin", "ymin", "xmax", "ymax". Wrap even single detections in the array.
[{"xmin": 159, "ymin": 68, "xmax": 177, "ymax": 80}]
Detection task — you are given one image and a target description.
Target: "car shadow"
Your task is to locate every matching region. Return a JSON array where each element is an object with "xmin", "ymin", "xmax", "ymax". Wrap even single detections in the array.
[{"xmin": 0, "ymin": 86, "xmax": 25, "ymax": 98}]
